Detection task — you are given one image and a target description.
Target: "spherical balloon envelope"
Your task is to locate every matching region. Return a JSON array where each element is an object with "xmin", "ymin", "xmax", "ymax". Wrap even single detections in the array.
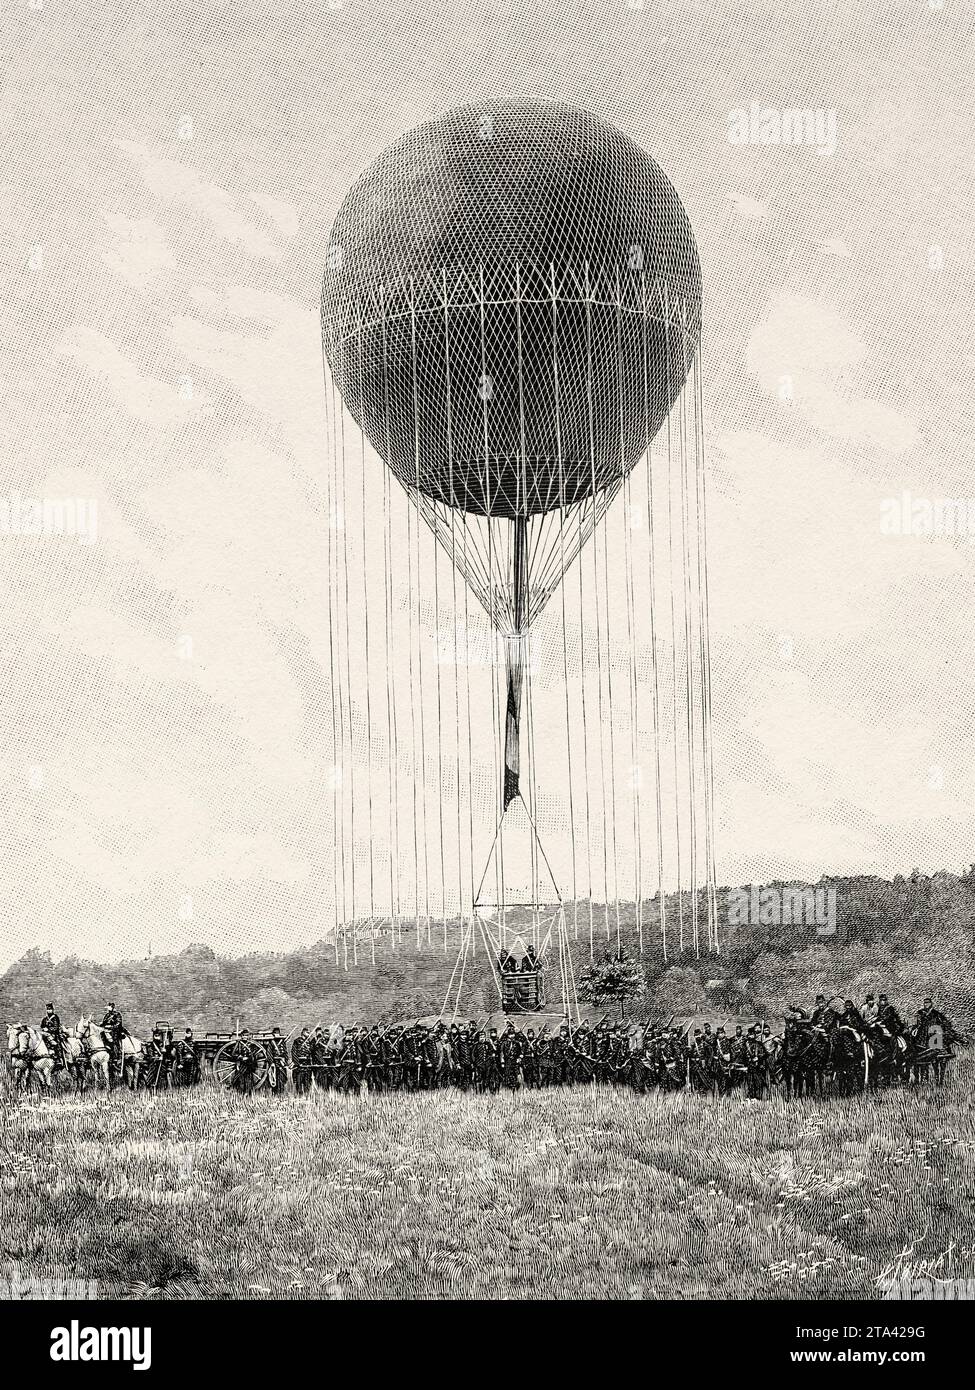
[{"xmin": 321, "ymin": 99, "xmax": 702, "ymax": 522}]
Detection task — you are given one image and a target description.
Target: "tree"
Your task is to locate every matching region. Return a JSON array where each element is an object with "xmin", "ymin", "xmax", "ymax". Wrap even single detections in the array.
[{"xmin": 577, "ymin": 949, "xmax": 643, "ymax": 1019}]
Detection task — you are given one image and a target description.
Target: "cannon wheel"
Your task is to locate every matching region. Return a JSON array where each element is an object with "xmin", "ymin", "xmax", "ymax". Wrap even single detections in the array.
[{"xmin": 212, "ymin": 1041, "xmax": 271, "ymax": 1092}]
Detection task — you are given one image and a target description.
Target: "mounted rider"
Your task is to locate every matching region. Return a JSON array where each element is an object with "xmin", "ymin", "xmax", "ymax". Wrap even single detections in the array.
[
  {"xmin": 808, "ymin": 995, "xmax": 834, "ymax": 1030},
  {"xmin": 876, "ymin": 994, "xmax": 904, "ymax": 1036},
  {"xmin": 101, "ymin": 1000, "xmax": 125, "ymax": 1073},
  {"xmin": 40, "ymin": 1002, "xmax": 67, "ymax": 1071},
  {"xmin": 916, "ymin": 998, "xmax": 959, "ymax": 1053},
  {"xmin": 838, "ymin": 998, "xmax": 865, "ymax": 1037}
]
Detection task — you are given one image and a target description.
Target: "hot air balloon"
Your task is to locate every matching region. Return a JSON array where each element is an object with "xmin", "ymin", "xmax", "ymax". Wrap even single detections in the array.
[{"xmin": 321, "ymin": 98, "xmax": 714, "ymax": 1016}]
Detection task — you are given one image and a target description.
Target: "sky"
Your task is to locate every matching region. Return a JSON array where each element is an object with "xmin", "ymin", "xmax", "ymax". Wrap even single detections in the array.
[{"xmin": 1, "ymin": 0, "xmax": 973, "ymax": 965}]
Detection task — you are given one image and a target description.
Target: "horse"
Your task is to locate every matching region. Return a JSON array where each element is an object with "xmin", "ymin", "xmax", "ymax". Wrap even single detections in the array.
[
  {"xmin": 829, "ymin": 1025, "xmax": 868, "ymax": 1095},
  {"xmin": 861, "ymin": 1025, "xmax": 908, "ymax": 1089},
  {"xmin": 77, "ymin": 1016, "xmax": 144, "ymax": 1089},
  {"xmin": 779, "ymin": 1022, "xmax": 830, "ymax": 1098},
  {"xmin": 76, "ymin": 1016, "xmax": 112, "ymax": 1089},
  {"xmin": 58, "ymin": 1031, "xmax": 91, "ymax": 1093},
  {"xmin": 5, "ymin": 1024, "xmax": 55, "ymax": 1093},
  {"xmin": 908, "ymin": 1022, "xmax": 952, "ymax": 1085}
]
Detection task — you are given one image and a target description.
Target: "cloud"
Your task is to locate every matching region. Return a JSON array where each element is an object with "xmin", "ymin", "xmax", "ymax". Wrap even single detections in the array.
[
  {"xmin": 250, "ymin": 193, "xmax": 300, "ymax": 239},
  {"xmin": 726, "ymin": 191, "xmax": 767, "ymax": 219},
  {"xmin": 114, "ymin": 140, "xmax": 281, "ymax": 260},
  {"xmin": 746, "ymin": 292, "xmax": 919, "ymax": 452},
  {"xmin": 100, "ymin": 213, "xmax": 177, "ymax": 291},
  {"xmin": 57, "ymin": 326, "xmax": 189, "ymax": 426}
]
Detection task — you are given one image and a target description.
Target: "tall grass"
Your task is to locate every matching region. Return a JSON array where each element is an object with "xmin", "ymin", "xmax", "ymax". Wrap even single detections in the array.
[{"xmin": 1, "ymin": 1058, "xmax": 972, "ymax": 1300}]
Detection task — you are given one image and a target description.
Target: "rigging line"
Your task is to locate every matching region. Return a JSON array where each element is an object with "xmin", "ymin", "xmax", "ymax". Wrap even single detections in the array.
[
  {"xmin": 514, "ymin": 264, "xmax": 539, "ymax": 909},
  {"xmin": 641, "ymin": 273, "xmax": 667, "ymax": 962},
  {"xmin": 663, "ymin": 282, "xmax": 685, "ymax": 953},
  {"xmin": 354, "ymin": 306, "xmax": 377, "ymax": 946},
  {"xmin": 693, "ymin": 347, "xmax": 719, "ymax": 953},
  {"xmin": 415, "ymin": 501, "xmax": 496, "ymax": 623},
  {"xmin": 678, "ymin": 330, "xmax": 699, "ymax": 959},
  {"xmin": 583, "ymin": 262, "xmax": 612, "ymax": 942},
  {"xmin": 461, "ymin": 509, "xmax": 477, "ymax": 920},
  {"xmin": 616, "ymin": 269, "xmax": 643, "ymax": 955},
  {"xmin": 407, "ymin": 276, "xmax": 430, "ymax": 942},
  {"xmin": 531, "ymin": 486, "xmax": 625, "ymax": 611},
  {"xmin": 442, "ymin": 267, "xmax": 467, "ymax": 934},
  {"xmin": 551, "ymin": 262, "xmax": 579, "ymax": 942},
  {"xmin": 430, "ymin": 474, "xmax": 447, "ymax": 946},
  {"xmin": 478, "ymin": 265, "xmax": 504, "ymax": 916},
  {"xmin": 450, "ymin": 922, "xmax": 471, "ymax": 1024},
  {"xmin": 332, "ymin": 374, "xmax": 350, "ymax": 972},
  {"xmin": 379, "ymin": 292, "xmax": 403, "ymax": 947},
  {"xmin": 337, "ymin": 371, "xmax": 359, "ymax": 969},
  {"xmin": 323, "ymin": 366, "xmax": 341, "ymax": 967},
  {"xmin": 574, "ymin": 301, "xmax": 594, "ymax": 959}
]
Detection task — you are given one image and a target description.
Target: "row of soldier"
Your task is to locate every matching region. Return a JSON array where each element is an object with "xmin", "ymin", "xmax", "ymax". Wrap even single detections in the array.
[{"xmin": 31, "ymin": 991, "xmax": 959, "ymax": 1095}]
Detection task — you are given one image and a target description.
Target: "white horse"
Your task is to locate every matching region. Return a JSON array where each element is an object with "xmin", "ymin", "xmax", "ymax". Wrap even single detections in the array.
[
  {"xmin": 59, "ymin": 1029, "xmax": 94, "ymax": 1092},
  {"xmin": 5, "ymin": 1023, "xmax": 55, "ymax": 1093},
  {"xmin": 77, "ymin": 1015, "xmax": 144, "ymax": 1089}
]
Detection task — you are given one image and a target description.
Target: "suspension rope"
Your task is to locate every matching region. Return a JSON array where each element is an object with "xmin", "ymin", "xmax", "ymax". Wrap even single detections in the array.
[
  {"xmin": 617, "ymin": 269, "xmax": 643, "ymax": 954},
  {"xmin": 355, "ymin": 306, "xmax": 377, "ymax": 960},
  {"xmin": 583, "ymin": 263, "xmax": 611, "ymax": 943},
  {"xmin": 641, "ymin": 274, "xmax": 667, "ymax": 961}
]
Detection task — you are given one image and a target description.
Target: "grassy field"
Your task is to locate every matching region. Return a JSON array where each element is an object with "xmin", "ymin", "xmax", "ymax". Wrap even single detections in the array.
[{"xmin": 2, "ymin": 1060, "xmax": 973, "ymax": 1300}]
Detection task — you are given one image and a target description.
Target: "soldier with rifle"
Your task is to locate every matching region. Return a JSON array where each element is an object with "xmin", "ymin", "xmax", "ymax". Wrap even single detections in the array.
[
  {"xmin": 291, "ymin": 1027, "xmax": 311, "ymax": 1093},
  {"xmin": 228, "ymin": 1029, "xmax": 260, "ymax": 1093},
  {"xmin": 267, "ymin": 1027, "xmax": 289, "ymax": 1093},
  {"xmin": 175, "ymin": 1028, "xmax": 199, "ymax": 1087},
  {"xmin": 498, "ymin": 1020, "xmax": 523, "ymax": 1090}
]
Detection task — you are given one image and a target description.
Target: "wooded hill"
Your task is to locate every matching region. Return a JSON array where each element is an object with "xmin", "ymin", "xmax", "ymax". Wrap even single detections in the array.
[{"xmin": 4, "ymin": 870, "xmax": 974, "ymax": 1035}]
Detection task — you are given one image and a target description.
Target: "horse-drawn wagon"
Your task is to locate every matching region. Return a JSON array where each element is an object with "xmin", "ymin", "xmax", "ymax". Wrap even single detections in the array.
[{"xmin": 195, "ymin": 1030, "xmax": 284, "ymax": 1092}]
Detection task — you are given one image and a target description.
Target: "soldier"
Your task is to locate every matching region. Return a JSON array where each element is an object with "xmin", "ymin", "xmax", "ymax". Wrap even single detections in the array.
[
  {"xmin": 311, "ymin": 1025, "xmax": 332, "ymax": 1090},
  {"xmin": 612, "ymin": 1024, "xmax": 634, "ymax": 1087},
  {"xmin": 229, "ymin": 1029, "xmax": 259, "ymax": 1092},
  {"xmin": 744, "ymin": 1026, "xmax": 768, "ymax": 1098},
  {"xmin": 101, "ymin": 1000, "xmax": 124, "ymax": 1075},
  {"xmin": 363, "ymin": 1025, "xmax": 387, "ymax": 1093},
  {"xmin": 521, "ymin": 944, "xmax": 539, "ymax": 973},
  {"xmin": 40, "ymin": 1002, "xmax": 66, "ymax": 1072},
  {"xmin": 838, "ymin": 998, "xmax": 865, "ymax": 1035},
  {"xmin": 338, "ymin": 1027, "xmax": 364, "ymax": 1093},
  {"xmin": 291, "ymin": 1027, "xmax": 311, "ymax": 1093},
  {"xmin": 498, "ymin": 1021, "xmax": 523, "ymax": 1090},
  {"xmin": 543, "ymin": 1025, "xmax": 570, "ymax": 1087},
  {"xmin": 481, "ymin": 1028, "xmax": 501, "ymax": 1092},
  {"xmin": 144, "ymin": 1028, "xmax": 168, "ymax": 1089},
  {"xmin": 267, "ymin": 1027, "xmax": 289, "ymax": 1093},
  {"xmin": 728, "ymin": 1025, "xmax": 747, "ymax": 1088},
  {"xmin": 917, "ymin": 998, "xmax": 959, "ymax": 1051},
  {"xmin": 876, "ymin": 994, "xmax": 904, "ymax": 1037},
  {"xmin": 176, "ymin": 1028, "xmax": 199, "ymax": 1086},
  {"xmin": 809, "ymin": 995, "xmax": 833, "ymax": 1030},
  {"xmin": 861, "ymin": 993, "xmax": 879, "ymax": 1027}
]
